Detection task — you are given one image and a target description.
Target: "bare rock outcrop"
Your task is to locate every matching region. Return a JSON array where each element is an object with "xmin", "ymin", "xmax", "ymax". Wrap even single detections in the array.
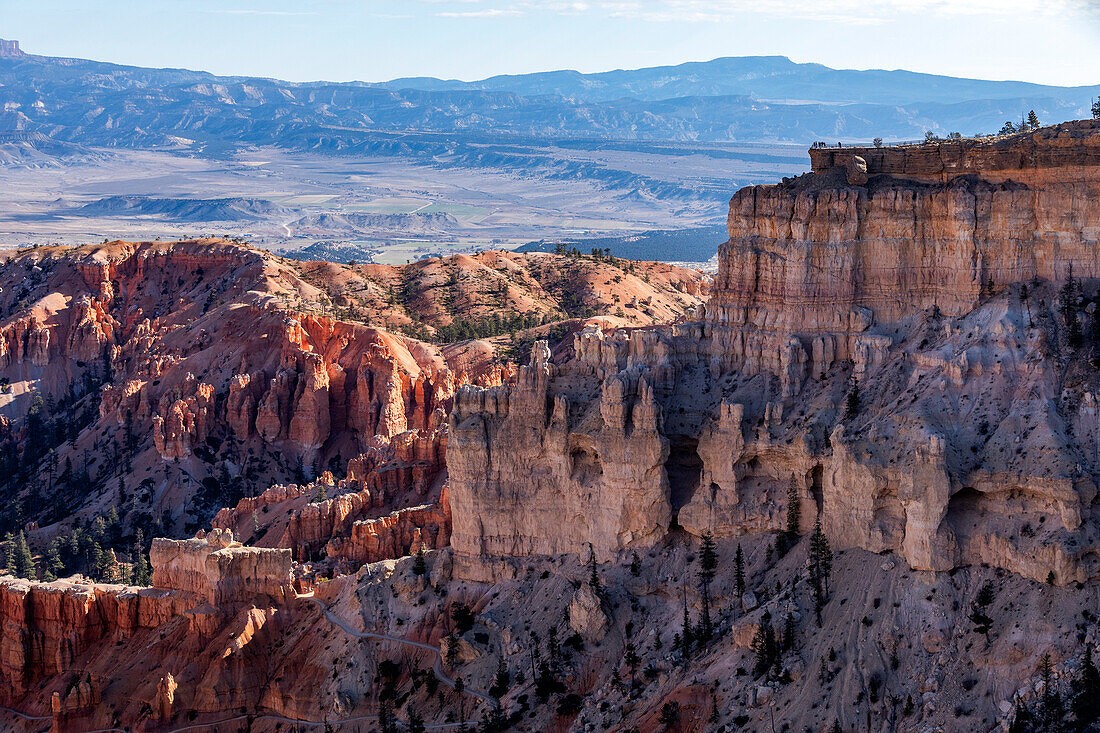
[
  {"xmin": 447, "ymin": 120, "xmax": 1100, "ymax": 585},
  {"xmin": 150, "ymin": 529, "xmax": 294, "ymax": 605},
  {"xmin": 156, "ymin": 672, "xmax": 177, "ymax": 721},
  {"xmin": 152, "ymin": 378, "xmax": 215, "ymax": 460},
  {"xmin": 326, "ymin": 495, "xmax": 451, "ymax": 567},
  {"xmin": 568, "ymin": 582, "xmax": 609, "ymax": 641},
  {"xmin": 212, "ymin": 424, "xmax": 449, "ymax": 563},
  {"xmin": 0, "ymin": 576, "xmax": 190, "ymax": 698},
  {"xmin": 449, "ymin": 341, "xmax": 670, "ymax": 562}
]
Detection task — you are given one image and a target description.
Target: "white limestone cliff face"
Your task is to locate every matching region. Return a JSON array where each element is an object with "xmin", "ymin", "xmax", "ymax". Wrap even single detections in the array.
[
  {"xmin": 446, "ymin": 121, "xmax": 1100, "ymax": 585},
  {"xmin": 448, "ymin": 342, "xmax": 670, "ymax": 562}
]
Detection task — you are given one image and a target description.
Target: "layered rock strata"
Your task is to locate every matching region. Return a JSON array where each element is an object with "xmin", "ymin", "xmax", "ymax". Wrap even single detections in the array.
[
  {"xmin": 0, "ymin": 576, "xmax": 189, "ymax": 698},
  {"xmin": 150, "ymin": 529, "xmax": 294, "ymax": 605},
  {"xmin": 0, "ymin": 529, "xmax": 294, "ymax": 703},
  {"xmin": 325, "ymin": 490, "xmax": 451, "ymax": 568},
  {"xmin": 449, "ymin": 119, "xmax": 1100, "ymax": 583},
  {"xmin": 212, "ymin": 423, "xmax": 449, "ymax": 563}
]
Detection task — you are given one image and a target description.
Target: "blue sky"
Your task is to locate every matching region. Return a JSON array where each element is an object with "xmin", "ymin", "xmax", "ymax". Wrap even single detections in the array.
[{"xmin": 3, "ymin": 0, "xmax": 1099, "ymax": 87}]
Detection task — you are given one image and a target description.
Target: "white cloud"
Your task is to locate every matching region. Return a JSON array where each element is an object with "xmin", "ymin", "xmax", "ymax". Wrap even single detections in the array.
[
  {"xmin": 206, "ymin": 9, "xmax": 319, "ymax": 15},
  {"xmin": 437, "ymin": 7, "xmax": 524, "ymax": 16},
  {"xmin": 431, "ymin": 0, "xmax": 1096, "ymax": 23}
]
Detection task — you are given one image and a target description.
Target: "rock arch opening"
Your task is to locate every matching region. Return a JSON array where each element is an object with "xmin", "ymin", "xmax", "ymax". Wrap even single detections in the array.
[
  {"xmin": 569, "ymin": 447, "xmax": 603, "ymax": 486},
  {"xmin": 808, "ymin": 464, "xmax": 824, "ymax": 516},
  {"xmin": 666, "ymin": 436, "xmax": 703, "ymax": 522},
  {"xmin": 946, "ymin": 486, "xmax": 986, "ymax": 542}
]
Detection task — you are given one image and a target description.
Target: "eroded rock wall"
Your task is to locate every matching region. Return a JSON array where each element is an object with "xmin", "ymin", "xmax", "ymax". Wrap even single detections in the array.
[
  {"xmin": 449, "ymin": 341, "xmax": 670, "ymax": 561},
  {"xmin": 447, "ymin": 120, "xmax": 1100, "ymax": 584},
  {"xmin": 0, "ymin": 577, "xmax": 189, "ymax": 698},
  {"xmin": 211, "ymin": 423, "xmax": 449, "ymax": 563},
  {"xmin": 150, "ymin": 529, "xmax": 294, "ymax": 605}
]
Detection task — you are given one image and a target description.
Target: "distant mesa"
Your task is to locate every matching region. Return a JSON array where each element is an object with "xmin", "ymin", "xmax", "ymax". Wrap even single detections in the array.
[
  {"xmin": 72, "ymin": 195, "xmax": 289, "ymax": 222},
  {"xmin": 0, "ymin": 39, "xmax": 24, "ymax": 59}
]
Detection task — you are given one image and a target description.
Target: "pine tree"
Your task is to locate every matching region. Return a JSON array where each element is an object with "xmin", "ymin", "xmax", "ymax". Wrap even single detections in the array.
[
  {"xmin": 2, "ymin": 533, "xmax": 13, "ymax": 574},
  {"xmin": 407, "ymin": 711, "xmax": 426, "ymax": 733},
  {"xmin": 624, "ymin": 642, "xmax": 641, "ymax": 690},
  {"xmin": 132, "ymin": 531, "xmax": 152, "ymax": 586},
  {"xmin": 698, "ymin": 532, "xmax": 718, "ymax": 641},
  {"xmin": 1020, "ymin": 283, "xmax": 1033, "ymax": 328},
  {"xmin": 783, "ymin": 612, "xmax": 796, "ymax": 652},
  {"xmin": 104, "ymin": 550, "xmax": 119, "ymax": 583},
  {"xmin": 14, "ymin": 532, "xmax": 36, "ymax": 580},
  {"xmin": 444, "ymin": 633, "xmax": 461, "ymax": 668},
  {"xmin": 751, "ymin": 611, "xmax": 779, "ymax": 679},
  {"xmin": 1009, "ymin": 699, "xmax": 1033, "ymax": 733},
  {"xmin": 489, "ymin": 657, "xmax": 510, "ymax": 699},
  {"xmin": 378, "ymin": 699, "xmax": 396, "ymax": 733},
  {"xmin": 1038, "ymin": 653, "xmax": 1063, "ymax": 729},
  {"xmin": 1000, "ymin": 120, "xmax": 1017, "ymax": 135},
  {"xmin": 1093, "ymin": 98, "xmax": 1100, "ymax": 119},
  {"xmin": 681, "ymin": 600, "xmax": 694, "ymax": 659},
  {"xmin": 809, "ymin": 519, "xmax": 833, "ymax": 627},
  {"xmin": 786, "ymin": 476, "xmax": 801, "ymax": 537},
  {"xmin": 412, "ymin": 547, "xmax": 427, "ymax": 576},
  {"xmin": 1061, "ymin": 266, "xmax": 1084, "ymax": 348},
  {"xmin": 844, "ymin": 379, "xmax": 860, "ymax": 419},
  {"xmin": 588, "ymin": 549, "xmax": 601, "ymax": 592},
  {"xmin": 1073, "ymin": 643, "xmax": 1100, "ymax": 727},
  {"xmin": 658, "ymin": 701, "xmax": 680, "ymax": 730},
  {"xmin": 1027, "ymin": 110, "xmax": 1040, "ymax": 131},
  {"xmin": 477, "ymin": 706, "xmax": 508, "ymax": 733},
  {"xmin": 968, "ymin": 581, "xmax": 996, "ymax": 642},
  {"xmin": 734, "ymin": 544, "xmax": 746, "ymax": 598},
  {"xmin": 90, "ymin": 543, "xmax": 107, "ymax": 581}
]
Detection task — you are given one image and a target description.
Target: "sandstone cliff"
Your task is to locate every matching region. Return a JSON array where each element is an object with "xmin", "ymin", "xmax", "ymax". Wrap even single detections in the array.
[
  {"xmin": 448, "ymin": 119, "xmax": 1100, "ymax": 585},
  {"xmin": 0, "ymin": 237, "xmax": 701, "ymax": 544},
  {"xmin": 0, "ymin": 529, "xmax": 295, "ymax": 726},
  {"xmin": 211, "ymin": 423, "xmax": 451, "ymax": 565}
]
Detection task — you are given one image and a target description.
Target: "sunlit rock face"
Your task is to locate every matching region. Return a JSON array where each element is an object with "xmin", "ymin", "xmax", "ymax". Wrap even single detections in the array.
[{"xmin": 448, "ymin": 119, "xmax": 1100, "ymax": 584}]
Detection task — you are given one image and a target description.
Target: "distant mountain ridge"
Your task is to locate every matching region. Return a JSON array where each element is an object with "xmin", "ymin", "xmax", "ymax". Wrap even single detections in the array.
[
  {"xmin": 0, "ymin": 39, "xmax": 1097, "ymax": 148},
  {"xmin": 383, "ymin": 55, "xmax": 1097, "ymax": 106}
]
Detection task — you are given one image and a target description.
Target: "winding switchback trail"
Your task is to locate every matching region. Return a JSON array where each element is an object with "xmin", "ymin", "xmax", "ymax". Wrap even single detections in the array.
[
  {"xmin": 0, "ymin": 703, "xmax": 49, "ymax": 732},
  {"xmin": 302, "ymin": 594, "xmax": 497, "ymax": 709}
]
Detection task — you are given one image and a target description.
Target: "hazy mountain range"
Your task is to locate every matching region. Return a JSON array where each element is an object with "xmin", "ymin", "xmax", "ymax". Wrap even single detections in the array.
[
  {"xmin": 384, "ymin": 55, "xmax": 1099, "ymax": 106},
  {"xmin": 2, "ymin": 38, "xmax": 1097, "ymax": 150}
]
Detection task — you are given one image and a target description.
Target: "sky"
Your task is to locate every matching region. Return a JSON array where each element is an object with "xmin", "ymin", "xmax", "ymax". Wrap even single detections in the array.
[{"xmin": 2, "ymin": 0, "xmax": 1100, "ymax": 87}]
